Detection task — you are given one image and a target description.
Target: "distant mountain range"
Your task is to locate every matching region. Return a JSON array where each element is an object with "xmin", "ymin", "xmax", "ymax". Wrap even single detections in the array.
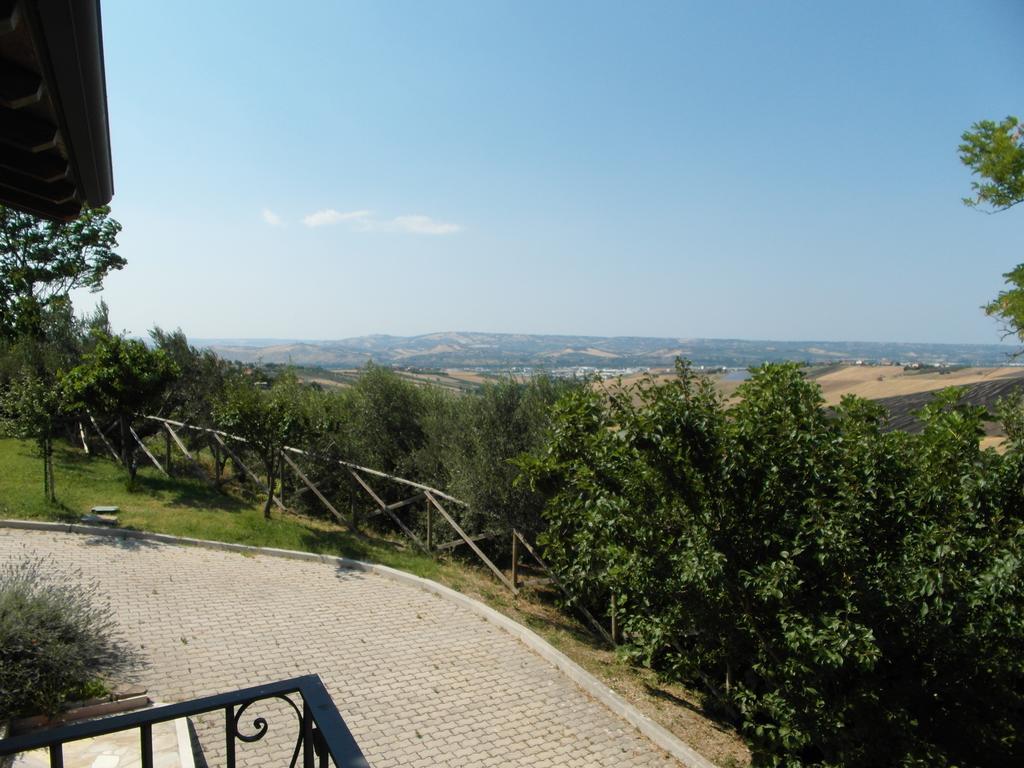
[{"xmin": 193, "ymin": 333, "xmax": 1020, "ymax": 370}]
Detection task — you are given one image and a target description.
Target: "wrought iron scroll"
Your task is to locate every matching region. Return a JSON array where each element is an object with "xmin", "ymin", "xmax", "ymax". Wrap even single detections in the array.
[{"xmin": 228, "ymin": 693, "xmax": 305, "ymax": 768}]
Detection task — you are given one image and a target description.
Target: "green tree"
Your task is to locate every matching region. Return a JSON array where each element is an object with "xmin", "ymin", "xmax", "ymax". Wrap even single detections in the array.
[
  {"xmin": 960, "ymin": 116, "xmax": 1024, "ymax": 212},
  {"xmin": 442, "ymin": 375, "xmax": 577, "ymax": 543},
  {"xmin": 349, "ymin": 363, "xmax": 426, "ymax": 477},
  {"xmin": 214, "ymin": 373, "xmax": 307, "ymax": 518},
  {"xmin": 61, "ymin": 332, "xmax": 179, "ymax": 483},
  {"xmin": 149, "ymin": 326, "xmax": 231, "ymax": 425},
  {"xmin": 523, "ymin": 362, "xmax": 1024, "ymax": 767},
  {"xmin": 297, "ymin": 385, "xmax": 365, "ymax": 528},
  {"xmin": 0, "ymin": 372, "xmax": 64, "ymax": 501},
  {"xmin": 959, "ymin": 115, "xmax": 1024, "ymax": 339},
  {"xmin": 0, "ymin": 299, "xmax": 113, "ymax": 499},
  {"xmin": 0, "ymin": 206, "xmax": 124, "ymax": 341}
]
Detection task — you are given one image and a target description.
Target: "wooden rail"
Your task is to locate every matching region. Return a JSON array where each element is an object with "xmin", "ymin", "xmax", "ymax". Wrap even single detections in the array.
[
  {"xmin": 142, "ymin": 414, "xmax": 498, "ymax": 579},
  {"xmin": 86, "ymin": 411, "xmax": 120, "ymax": 462},
  {"xmin": 349, "ymin": 469, "xmax": 428, "ymax": 552},
  {"xmin": 129, "ymin": 425, "xmax": 166, "ymax": 475},
  {"xmin": 134, "ymin": 416, "xmax": 577, "ymax": 607},
  {"xmin": 512, "ymin": 529, "xmax": 614, "ymax": 646},
  {"xmin": 426, "ymin": 492, "xmax": 516, "ymax": 593},
  {"xmin": 281, "ymin": 451, "xmax": 345, "ymax": 525},
  {"xmin": 211, "ymin": 433, "xmax": 285, "ymax": 511}
]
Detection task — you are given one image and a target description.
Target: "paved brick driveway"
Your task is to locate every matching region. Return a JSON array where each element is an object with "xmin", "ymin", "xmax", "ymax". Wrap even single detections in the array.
[{"xmin": 1, "ymin": 529, "xmax": 680, "ymax": 768}]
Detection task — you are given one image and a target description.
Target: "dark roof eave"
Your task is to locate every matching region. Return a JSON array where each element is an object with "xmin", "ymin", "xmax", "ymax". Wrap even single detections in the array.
[{"xmin": 23, "ymin": 0, "xmax": 113, "ymax": 209}]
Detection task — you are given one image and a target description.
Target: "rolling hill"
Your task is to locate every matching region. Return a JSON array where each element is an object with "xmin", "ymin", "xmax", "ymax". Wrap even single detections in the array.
[{"xmin": 196, "ymin": 332, "xmax": 1019, "ymax": 370}]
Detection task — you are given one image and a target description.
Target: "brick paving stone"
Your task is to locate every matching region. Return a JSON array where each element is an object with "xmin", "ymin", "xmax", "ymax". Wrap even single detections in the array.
[{"xmin": 1, "ymin": 530, "xmax": 683, "ymax": 768}]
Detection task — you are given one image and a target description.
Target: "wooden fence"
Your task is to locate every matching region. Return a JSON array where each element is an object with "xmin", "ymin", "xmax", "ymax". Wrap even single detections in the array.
[{"xmin": 80, "ymin": 413, "xmax": 617, "ymax": 646}]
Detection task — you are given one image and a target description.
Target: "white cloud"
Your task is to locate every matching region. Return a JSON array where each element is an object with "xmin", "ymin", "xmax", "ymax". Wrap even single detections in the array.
[
  {"xmin": 302, "ymin": 209, "xmax": 373, "ymax": 227},
  {"xmin": 301, "ymin": 208, "xmax": 461, "ymax": 235},
  {"xmin": 392, "ymin": 215, "xmax": 462, "ymax": 235},
  {"xmin": 261, "ymin": 208, "xmax": 284, "ymax": 226}
]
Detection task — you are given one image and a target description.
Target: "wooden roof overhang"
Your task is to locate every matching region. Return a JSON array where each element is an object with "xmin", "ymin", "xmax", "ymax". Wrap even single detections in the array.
[{"xmin": 0, "ymin": 0, "xmax": 112, "ymax": 221}]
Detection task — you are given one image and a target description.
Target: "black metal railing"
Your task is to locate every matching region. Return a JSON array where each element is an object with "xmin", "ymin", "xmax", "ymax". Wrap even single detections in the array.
[{"xmin": 0, "ymin": 675, "xmax": 370, "ymax": 768}]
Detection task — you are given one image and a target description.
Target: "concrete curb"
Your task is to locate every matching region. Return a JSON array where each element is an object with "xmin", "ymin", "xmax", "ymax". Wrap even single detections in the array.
[{"xmin": 0, "ymin": 519, "xmax": 717, "ymax": 768}]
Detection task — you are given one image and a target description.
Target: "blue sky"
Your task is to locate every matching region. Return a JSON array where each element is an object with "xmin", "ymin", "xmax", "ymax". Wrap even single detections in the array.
[{"xmin": 90, "ymin": 0, "xmax": 1022, "ymax": 344}]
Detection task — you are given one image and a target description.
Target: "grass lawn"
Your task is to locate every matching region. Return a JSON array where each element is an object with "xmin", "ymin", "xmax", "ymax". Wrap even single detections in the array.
[
  {"xmin": 0, "ymin": 438, "xmax": 441, "ymax": 578},
  {"xmin": 0, "ymin": 436, "xmax": 750, "ymax": 767}
]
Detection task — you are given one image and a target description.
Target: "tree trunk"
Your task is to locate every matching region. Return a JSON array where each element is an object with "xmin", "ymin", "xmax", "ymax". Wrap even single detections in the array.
[
  {"xmin": 279, "ymin": 451, "xmax": 286, "ymax": 507},
  {"xmin": 119, "ymin": 416, "xmax": 139, "ymax": 484},
  {"xmin": 164, "ymin": 429, "xmax": 173, "ymax": 477},
  {"xmin": 45, "ymin": 436, "xmax": 55, "ymax": 502},
  {"xmin": 42, "ymin": 441, "xmax": 49, "ymax": 501},
  {"xmin": 349, "ymin": 495, "xmax": 358, "ymax": 532},
  {"xmin": 263, "ymin": 461, "xmax": 276, "ymax": 519},
  {"xmin": 119, "ymin": 415, "xmax": 130, "ymax": 469},
  {"xmin": 212, "ymin": 438, "xmax": 223, "ymax": 487}
]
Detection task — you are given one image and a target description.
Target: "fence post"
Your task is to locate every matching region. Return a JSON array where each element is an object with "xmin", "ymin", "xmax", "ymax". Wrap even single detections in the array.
[
  {"xmin": 426, "ymin": 503, "xmax": 433, "ymax": 551},
  {"xmin": 212, "ymin": 438, "xmax": 222, "ymax": 485},
  {"xmin": 511, "ymin": 531, "xmax": 519, "ymax": 589},
  {"xmin": 610, "ymin": 594, "xmax": 618, "ymax": 645},
  {"xmin": 164, "ymin": 429, "xmax": 173, "ymax": 476},
  {"xmin": 279, "ymin": 450, "xmax": 286, "ymax": 507}
]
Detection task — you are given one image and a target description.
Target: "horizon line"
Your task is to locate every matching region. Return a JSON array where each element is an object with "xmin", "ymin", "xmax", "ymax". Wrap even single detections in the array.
[{"xmin": 185, "ymin": 331, "xmax": 1020, "ymax": 349}]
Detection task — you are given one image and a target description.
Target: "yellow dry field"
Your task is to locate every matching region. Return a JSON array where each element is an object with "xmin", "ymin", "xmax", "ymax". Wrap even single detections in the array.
[
  {"xmin": 810, "ymin": 365, "xmax": 1024, "ymax": 405},
  {"xmin": 981, "ymin": 435, "xmax": 1008, "ymax": 452},
  {"xmin": 608, "ymin": 369, "xmax": 678, "ymax": 388},
  {"xmin": 445, "ymin": 369, "xmax": 493, "ymax": 385},
  {"xmin": 598, "ymin": 364, "xmax": 1024, "ymax": 418}
]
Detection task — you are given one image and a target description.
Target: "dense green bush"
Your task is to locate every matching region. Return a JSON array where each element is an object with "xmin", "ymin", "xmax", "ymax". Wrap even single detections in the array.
[
  {"xmin": 150, "ymin": 326, "xmax": 232, "ymax": 427},
  {"xmin": 0, "ymin": 557, "xmax": 135, "ymax": 719},
  {"xmin": 441, "ymin": 376, "xmax": 579, "ymax": 543},
  {"xmin": 520, "ymin": 362, "xmax": 1024, "ymax": 767},
  {"xmin": 291, "ymin": 367, "xmax": 580, "ymax": 545},
  {"xmin": 215, "ymin": 372, "xmax": 308, "ymax": 518},
  {"xmin": 61, "ymin": 331, "xmax": 179, "ymax": 483},
  {"xmin": 348, "ymin": 363, "xmax": 429, "ymax": 478}
]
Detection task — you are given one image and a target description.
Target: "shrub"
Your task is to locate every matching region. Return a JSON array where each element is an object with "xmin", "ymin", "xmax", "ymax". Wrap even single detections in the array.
[
  {"xmin": 441, "ymin": 375, "xmax": 580, "ymax": 545},
  {"xmin": 0, "ymin": 557, "xmax": 135, "ymax": 719},
  {"xmin": 521, "ymin": 361, "xmax": 1024, "ymax": 767}
]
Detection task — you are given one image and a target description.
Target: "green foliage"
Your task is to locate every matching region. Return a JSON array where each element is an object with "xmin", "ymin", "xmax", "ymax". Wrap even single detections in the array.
[
  {"xmin": 293, "ymin": 384, "xmax": 364, "ymax": 524},
  {"xmin": 959, "ymin": 115, "xmax": 1024, "ymax": 341},
  {"xmin": 62, "ymin": 332, "xmax": 179, "ymax": 481},
  {"xmin": 443, "ymin": 375, "xmax": 578, "ymax": 542},
  {"xmin": 0, "ymin": 302, "xmax": 93, "ymax": 386},
  {"xmin": 0, "ymin": 371, "xmax": 62, "ymax": 442},
  {"xmin": 290, "ymin": 366, "xmax": 579, "ymax": 545},
  {"xmin": 149, "ymin": 326, "xmax": 231, "ymax": 425},
  {"xmin": 350, "ymin": 363, "xmax": 428, "ymax": 476},
  {"xmin": 215, "ymin": 372, "xmax": 308, "ymax": 517},
  {"xmin": 959, "ymin": 116, "xmax": 1024, "ymax": 212},
  {"xmin": 523, "ymin": 362, "xmax": 1024, "ymax": 767},
  {"xmin": 0, "ymin": 371, "xmax": 64, "ymax": 500},
  {"xmin": 995, "ymin": 389, "xmax": 1024, "ymax": 444},
  {"xmin": 62, "ymin": 332, "xmax": 179, "ymax": 421},
  {"xmin": 983, "ymin": 264, "xmax": 1024, "ymax": 342},
  {"xmin": 0, "ymin": 556, "xmax": 135, "ymax": 719},
  {"xmin": 292, "ymin": 365, "xmax": 435, "ymax": 529},
  {"xmin": 0, "ymin": 206, "xmax": 124, "ymax": 341}
]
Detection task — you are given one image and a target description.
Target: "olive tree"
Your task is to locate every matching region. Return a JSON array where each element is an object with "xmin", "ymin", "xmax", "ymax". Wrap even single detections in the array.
[
  {"xmin": 214, "ymin": 373, "xmax": 306, "ymax": 518},
  {"xmin": 0, "ymin": 205, "xmax": 124, "ymax": 341},
  {"xmin": 62, "ymin": 332, "xmax": 179, "ymax": 483},
  {"xmin": 0, "ymin": 372, "xmax": 64, "ymax": 501}
]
